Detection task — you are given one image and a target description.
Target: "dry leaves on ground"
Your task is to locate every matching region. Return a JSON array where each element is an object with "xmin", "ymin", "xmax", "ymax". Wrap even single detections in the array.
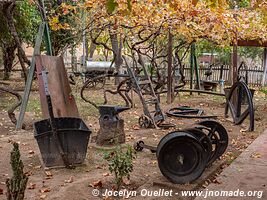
[
  {"xmin": 64, "ymin": 176, "xmax": 74, "ymax": 183},
  {"xmin": 27, "ymin": 183, "xmax": 36, "ymax": 190},
  {"xmin": 40, "ymin": 187, "xmax": 51, "ymax": 193},
  {"xmin": 102, "ymin": 172, "xmax": 110, "ymax": 177},
  {"xmin": 251, "ymin": 152, "xmax": 261, "ymax": 158},
  {"xmin": 89, "ymin": 180, "xmax": 103, "ymax": 189}
]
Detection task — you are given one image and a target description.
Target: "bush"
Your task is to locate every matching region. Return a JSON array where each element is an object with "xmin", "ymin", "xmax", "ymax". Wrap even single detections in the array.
[{"xmin": 104, "ymin": 145, "xmax": 135, "ymax": 189}]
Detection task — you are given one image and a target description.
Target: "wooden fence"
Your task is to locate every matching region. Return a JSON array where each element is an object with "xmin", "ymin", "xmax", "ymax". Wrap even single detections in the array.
[{"xmin": 182, "ymin": 64, "xmax": 264, "ymax": 86}]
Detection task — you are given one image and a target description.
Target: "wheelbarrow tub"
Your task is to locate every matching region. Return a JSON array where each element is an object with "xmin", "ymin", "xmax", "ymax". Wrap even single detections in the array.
[{"xmin": 34, "ymin": 117, "xmax": 91, "ymax": 167}]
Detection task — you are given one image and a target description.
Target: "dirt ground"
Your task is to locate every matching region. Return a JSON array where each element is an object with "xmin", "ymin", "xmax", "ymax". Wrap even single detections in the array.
[{"xmin": 0, "ymin": 78, "xmax": 267, "ymax": 200}]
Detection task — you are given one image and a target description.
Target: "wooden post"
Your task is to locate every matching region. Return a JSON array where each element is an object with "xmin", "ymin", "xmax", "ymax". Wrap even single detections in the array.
[
  {"xmin": 232, "ymin": 25, "xmax": 238, "ymax": 108},
  {"xmin": 232, "ymin": 44, "xmax": 238, "ymax": 84},
  {"xmin": 189, "ymin": 44, "xmax": 194, "ymax": 95},
  {"xmin": 262, "ymin": 48, "xmax": 267, "ymax": 86},
  {"xmin": 193, "ymin": 44, "xmax": 201, "ymax": 90},
  {"xmin": 167, "ymin": 30, "xmax": 173, "ymax": 104}
]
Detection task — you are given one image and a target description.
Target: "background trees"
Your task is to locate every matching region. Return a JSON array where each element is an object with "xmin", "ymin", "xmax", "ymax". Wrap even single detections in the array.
[{"xmin": 0, "ymin": 0, "xmax": 40, "ymax": 80}]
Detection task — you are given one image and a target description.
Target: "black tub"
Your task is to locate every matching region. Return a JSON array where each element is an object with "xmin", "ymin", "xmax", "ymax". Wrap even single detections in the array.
[{"xmin": 34, "ymin": 117, "xmax": 91, "ymax": 167}]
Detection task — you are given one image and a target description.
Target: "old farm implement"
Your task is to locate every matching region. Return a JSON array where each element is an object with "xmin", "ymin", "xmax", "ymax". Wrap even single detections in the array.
[
  {"xmin": 123, "ymin": 56, "xmax": 175, "ymax": 129},
  {"xmin": 134, "ymin": 120, "xmax": 228, "ymax": 184},
  {"xmin": 225, "ymin": 62, "xmax": 255, "ymax": 131}
]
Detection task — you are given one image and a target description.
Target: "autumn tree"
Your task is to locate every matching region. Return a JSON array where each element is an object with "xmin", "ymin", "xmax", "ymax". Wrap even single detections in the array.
[
  {"xmin": 49, "ymin": 0, "xmax": 267, "ymax": 86},
  {"xmin": 0, "ymin": 0, "xmax": 40, "ymax": 80}
]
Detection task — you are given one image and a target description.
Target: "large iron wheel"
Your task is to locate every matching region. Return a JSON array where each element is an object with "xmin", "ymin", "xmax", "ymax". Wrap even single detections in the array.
[
  {"xmin": 194, "ymin": 120, "xmax": 228, "ymax": 165},
  {"xmin": 183, "ymin": 128, "xmax": 213, "ymax": 165},
  {"xmin": 156, "ymin": 131, "xmax": 207, "ymax": 184},
  {"xmin": 225, "ymin": 81, "xmax": 254, "ymax": 131}
]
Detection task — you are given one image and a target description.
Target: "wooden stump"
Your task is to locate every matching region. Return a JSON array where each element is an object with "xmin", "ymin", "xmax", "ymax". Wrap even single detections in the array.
[{"xmin": 97, "ymin": 119, "xmax": 125, "ymax": 146}]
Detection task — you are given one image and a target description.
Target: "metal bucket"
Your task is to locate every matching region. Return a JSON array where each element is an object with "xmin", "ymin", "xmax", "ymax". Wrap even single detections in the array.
[{"xmin": 34, "ymin": 117, "xmax": 91, "ymax": 167}]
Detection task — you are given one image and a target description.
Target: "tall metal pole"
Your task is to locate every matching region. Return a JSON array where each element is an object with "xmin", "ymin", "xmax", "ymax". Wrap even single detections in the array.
[
  {"xmin": 16, "ymin": 23, "xmax": 46, "ymax": 130},
  {"xmin": 167, "ymin": 30, "xmax": 173, "ymax": 104},
  {"xmin": 16, "ymin": 0, "xmax": 53, "ymax": 129}
]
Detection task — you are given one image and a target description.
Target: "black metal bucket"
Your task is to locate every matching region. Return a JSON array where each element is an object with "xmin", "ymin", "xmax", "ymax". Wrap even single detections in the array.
[{"xmin": 34, "ymin": 117, "xmax": 91, "ymax": 167}]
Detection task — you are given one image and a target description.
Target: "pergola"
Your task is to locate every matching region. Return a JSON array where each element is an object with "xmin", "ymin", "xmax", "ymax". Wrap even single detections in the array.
[{"xmin": 232, "ymin": 40, "xmax": 267, "ymax": 85}]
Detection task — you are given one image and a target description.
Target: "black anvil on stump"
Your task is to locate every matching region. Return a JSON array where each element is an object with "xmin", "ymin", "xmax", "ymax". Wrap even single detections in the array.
[{"xmin": 97, "ymin": 105, "xmax": 129, "ymax": 146}]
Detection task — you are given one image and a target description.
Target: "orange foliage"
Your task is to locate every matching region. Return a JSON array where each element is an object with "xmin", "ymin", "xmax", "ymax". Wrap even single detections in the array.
[{"xmin": 49, "ymin": 0, "xmax": 267, "ymax": 45}]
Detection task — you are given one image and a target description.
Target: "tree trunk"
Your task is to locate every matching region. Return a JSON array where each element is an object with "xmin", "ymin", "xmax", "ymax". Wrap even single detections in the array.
[
  {"xmin": 89, "ymin": 41, "xmax": 96, "ymax": 60},
  {"xmin": 109, "ymin": 31, "xmax": 123, "ymax": 84},
  {"xmin": 3, "ymin": 1, "xmax": 29, "ymax": 82},
  {"xmin": 167, "ymin": 31, "xmax": 174, "ymax": 104},
  {"xmin": 2, "ymin": 43, "xmax": 17, "ymax": 80}
]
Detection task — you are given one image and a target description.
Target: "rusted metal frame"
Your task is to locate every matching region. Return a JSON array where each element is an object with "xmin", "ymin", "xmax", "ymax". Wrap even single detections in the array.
[
  {"xmin": 123, "ymin": 56, "xmax": 151, "ymax": 118},
  {"xmin": 137, "ymin": 53, "xmax": 165, "ymax": 126},
  {"xmin": 166, "ymin": 106, "xmax": 217, "ymax": 119},
  {"xmin": 173, "ymin": 89, "xmax": 225, "ymax": 97},
  {"xmin": 123, "ymin": 55, "xmax": 164, "ymax": 128}
]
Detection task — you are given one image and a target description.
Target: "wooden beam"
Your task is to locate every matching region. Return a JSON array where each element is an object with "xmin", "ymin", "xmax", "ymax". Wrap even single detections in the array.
[{"xmin": 237, "ymin": 40, "xmax": 267, "ymax": 47}]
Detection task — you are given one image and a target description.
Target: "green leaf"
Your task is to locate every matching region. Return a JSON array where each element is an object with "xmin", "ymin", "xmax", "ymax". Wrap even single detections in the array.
[{"xmin": 106, "ymin": 0, "xmax": 118, "ymax": 14}]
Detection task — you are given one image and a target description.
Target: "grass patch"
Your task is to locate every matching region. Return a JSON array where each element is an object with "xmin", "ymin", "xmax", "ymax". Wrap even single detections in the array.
[
  {"xmin": 0, "ymin": 93, "xmax": 42, "ymax": 119},
  {"xmin": 26, "ymin": 97, "xmax": 42, "ymax": 118},
  {"xmin": 259, "ymin": 88, "xmax": 267, "ymax": 95},
  {"xmin": 212, "ymin": 95, "xmax": 226, "ymax": 104}
]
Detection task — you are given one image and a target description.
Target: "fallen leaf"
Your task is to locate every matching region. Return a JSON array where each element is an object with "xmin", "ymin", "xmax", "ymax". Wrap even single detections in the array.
[
  {"xmin": 132, "ymin": 125, "xmax": 139, "ymax": 130},
  {"xmin": 28, "ymin": 150, "xmax": 35, "ymax": 154},
  {"xmin": 251, "ymin": 152, "xmax": 261, "ymax": 158},
  {"xmin": 40, "ymin": 194, "xmax": 47, "ymax": 199},
  {"xmin": 64, "ymin": 176, "xmax": 74, "ymax": 183},
  {"xmin": 0, "ymin": 188, "xmax": 3, "ymax": 195},
  {"xmin": 89, "ymin": 180, "xmax": 102, "ymax": 189},
  {"xmin": 123, "ymin": 178, "xmax": 130, "ymax": 185},
  {"xmin": 28, "ymin": 183, "xmax": 36, "ymax": 190},
  {"xmin": 45, "ymin": 171, "xmax": 52, "ymax": 177},
  {"xmin": 40, "ymin": 187, "xmax": 51, "ymax": 193},
  {"xmin": 102, "ymin": 173, "xmax": 110, "ymax": 177}
]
